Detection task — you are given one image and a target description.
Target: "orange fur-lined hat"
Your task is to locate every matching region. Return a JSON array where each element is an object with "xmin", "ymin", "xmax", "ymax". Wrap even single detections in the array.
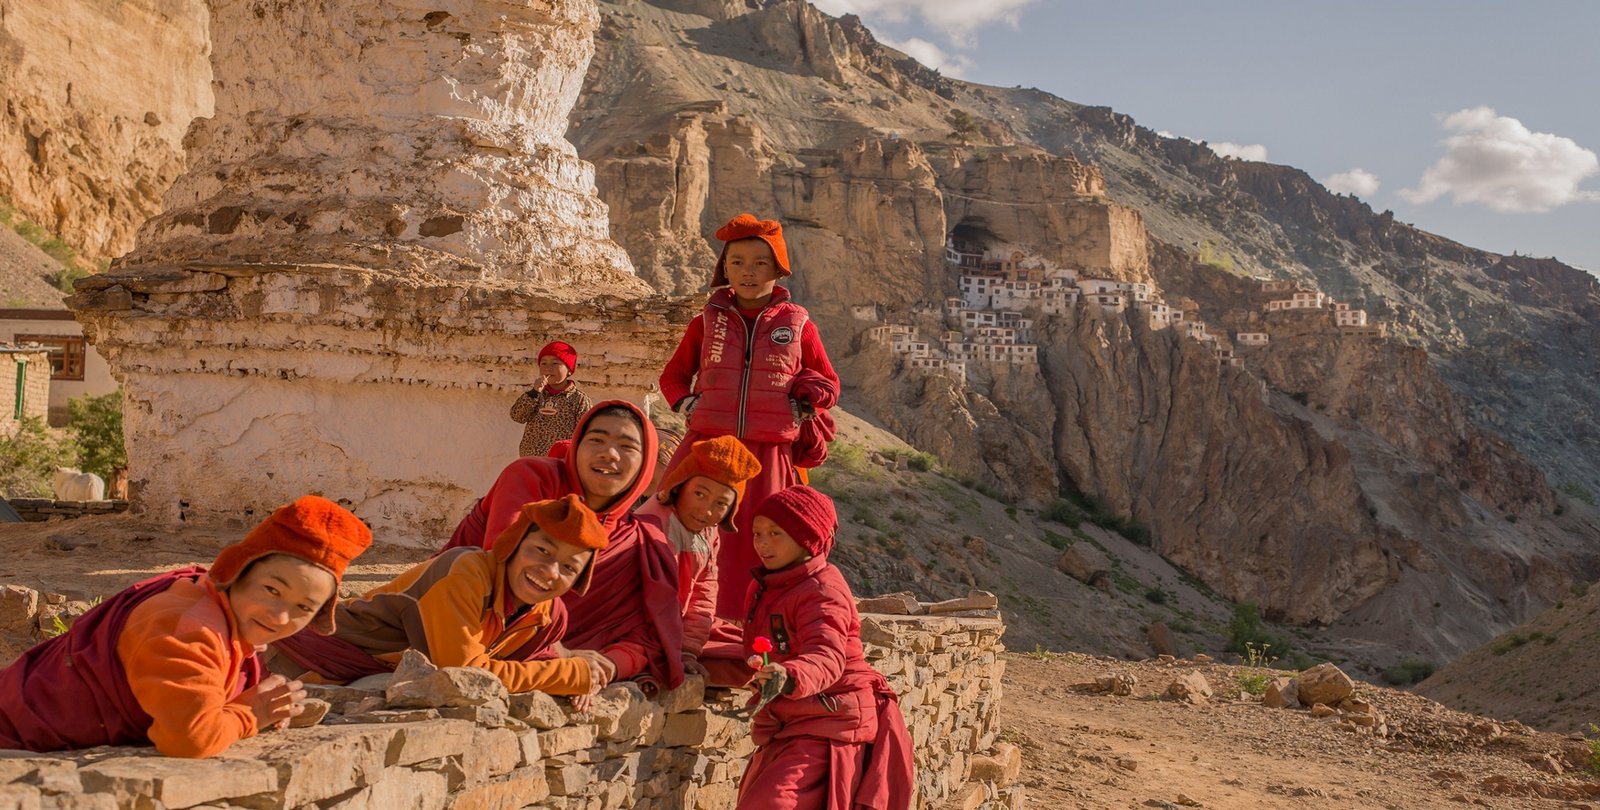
[
  {"xmin": 655, "ymin": 436, "xmax": 762, "ymax": 531},
  {"xmin": 492, "ymin": 494, "xmax": 610, "ymax": 595},
  {"xmin": 209, "ymin": 495, "xmax": 373, "ymax": 634},
  {"xmin": 710, "ymin": 213, "xmax": 790, "ymax": 287}
]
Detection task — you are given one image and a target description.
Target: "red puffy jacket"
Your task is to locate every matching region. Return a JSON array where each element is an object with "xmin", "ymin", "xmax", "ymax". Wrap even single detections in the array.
[
  {"xmin": 742, "ymin": 555, "xmax": 887, "ymax": 745},
  {"xmin": 662, "ymin": 287, "xmax": 823, "ymax": 444}
]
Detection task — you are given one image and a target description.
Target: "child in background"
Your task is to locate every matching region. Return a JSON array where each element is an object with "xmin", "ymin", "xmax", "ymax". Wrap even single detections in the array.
[
  {"xmin": 659, "ymin": 214, "xmax": 840, "ymax": 620},
  {"xmin": 736, "ymin": 486, "xmax": 913, "ymax": 810},
  {"xmin": 442, "ymin": 400, "xmax": 686, "ymax": 693},
  {"xmin": 635, "ymin": 436, "xmax": 762, "ymax": 676},
  {"xmin": 273, "ymin": 495, "xmax": 614, "ymax": 698},
  {"xmin": 510, "ymin": 341, "xmax": 592, "ymax": 458},
  {"xmin": 0, "ymin": 496, "xmax": 372, "ymax": 757}
]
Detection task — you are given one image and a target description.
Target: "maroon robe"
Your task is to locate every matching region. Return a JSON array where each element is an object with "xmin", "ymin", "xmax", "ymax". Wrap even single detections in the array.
[{"xmin": 0, "ymin": 567, "xmax": 262, "ymax": 753}]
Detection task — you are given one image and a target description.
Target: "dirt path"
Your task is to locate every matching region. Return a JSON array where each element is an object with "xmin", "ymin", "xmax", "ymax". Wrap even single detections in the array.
[{"xmin": 1003, "ymin": 653, "xmax": 1600, "ymax": 810}]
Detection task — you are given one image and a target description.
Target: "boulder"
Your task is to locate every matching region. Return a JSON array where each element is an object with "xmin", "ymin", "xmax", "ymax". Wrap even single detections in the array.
[
  {"xmin": 1294, "ymin": 662, "xmax": 1354, "ymax": 707},
  {"xmin": 0, "ymin": 585, "xmax": 40, "ymax": 633},
  {"xmin": 1163, "ymin": 672, "xmax": 1213, "ymax": 705},
  {"xmin": 1262, "ymin": 677, "xmax": 1298, "ymax": 709},
  {"xmin": 1057, "ymin": 543, "xmax": 1112, "ymax": 586},
  {"xmin": 1147, "ymin": 622, "xmax": 1178, "ymax": 657}
]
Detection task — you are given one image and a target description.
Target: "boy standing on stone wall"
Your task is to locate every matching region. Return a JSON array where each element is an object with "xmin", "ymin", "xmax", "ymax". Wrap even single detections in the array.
[{"xmin": 658, "ymin": 214, "xmax": 840, "ymax": 621}]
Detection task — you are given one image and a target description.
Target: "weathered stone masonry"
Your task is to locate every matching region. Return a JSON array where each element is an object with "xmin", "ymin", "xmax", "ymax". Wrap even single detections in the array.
[{"xmin": 0, "ymin": 614, "xmax": 1016, "ymax": 810}]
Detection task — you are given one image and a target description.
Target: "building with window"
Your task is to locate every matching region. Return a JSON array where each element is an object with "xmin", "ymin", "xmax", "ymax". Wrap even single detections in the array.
[
  {"xmin": 0, "ymin": 308, "xmax": 117, "ymax": 425},
  {"xmin": 2, "ymin": 346, "xmax": 51, "ymax": 436},
  {"xmin": 1236, "ymin": 332, "xmax": 1270, "ymax": 346}
]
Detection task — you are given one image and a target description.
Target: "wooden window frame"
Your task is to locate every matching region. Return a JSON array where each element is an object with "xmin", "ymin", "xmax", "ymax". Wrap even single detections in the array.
[{"xmin": 14, "ymin": 334, "xmax": 86, "ymax": 381}]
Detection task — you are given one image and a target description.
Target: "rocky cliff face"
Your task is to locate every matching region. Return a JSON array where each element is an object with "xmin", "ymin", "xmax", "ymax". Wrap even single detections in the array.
[
  {"xmin": 0, "ymin": 0, "xmax": 209, "ymax": 263},
  {"xmin": 564, "ymin": 0, "xmax": 1599, "ymax": 660}
]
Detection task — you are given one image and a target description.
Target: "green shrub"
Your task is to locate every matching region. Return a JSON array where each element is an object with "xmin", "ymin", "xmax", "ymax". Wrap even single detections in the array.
[
  {"xmin": 1226, "ymin": 602, "xmax": 1282, "ymax": 655},
  {"xmin": 827, "ymin": 442, "xmax": 871, "ymax": 475},
  {"xmin": 1144, "ymin": 587, "xmax": 1168, "ymax": 605},
  {"xmin": 1560, "ymin": 482, "xmax": 1597, "ymax": 507},
  {"xmin": 1237, "ymin": 671, "xmax": 1271, "ymax": 696},
  {"xmin": 1042, "ymin": 498, "xmax": 1083, "ymax": 525},
  {"xmin": 0, "ymin": 417, "xmax": 80, "ymax": 498},
  {"xmin": 1381, "ymin": 658, "xmax": 1437, "ymax": 685},
  {"xmin": 67, "ymin": 390, "xmax": 126, "ymax": 480}
]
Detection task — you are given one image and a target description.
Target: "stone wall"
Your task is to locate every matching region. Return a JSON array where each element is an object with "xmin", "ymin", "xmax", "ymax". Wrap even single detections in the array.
[
  {"xmin": 0, "ymin": 613, "xmax": 1017, "ymax": 809},
  {"xmin": 3, "ymin": 498, "xmax": 129, "ymax": 522}
]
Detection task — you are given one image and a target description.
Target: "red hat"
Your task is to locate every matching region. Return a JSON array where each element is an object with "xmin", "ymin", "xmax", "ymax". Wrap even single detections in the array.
[
  {"xmin": 711, "ymin": 214, "xmax": 790, "ymax": 287},
  {"xmin": 538, "ymin": 341, "xmax": 578, "ymax": 374},
  {"xmin": 210, "ymin": 495, "xmax": 373, "ymax": 634},
  {"xmin": 755, "ymin": 485, "xmax": 837, "ymax": 558},
  {"xmin": 491, "ymin": 494, "xmax": 609, "ymax": 595},
  {"xmin": 656, "ymin": 436, "xmax": 763, "ymax": 531}
]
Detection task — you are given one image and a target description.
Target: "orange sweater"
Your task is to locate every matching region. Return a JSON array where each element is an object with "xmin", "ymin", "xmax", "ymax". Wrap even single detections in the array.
[
  {"xmin": 115, "ymin": 577, "xmax": 259, "ymax": 758},
  {"xmin": 329, "ymin": 547, "xmax": 592, "ymax": 695}
]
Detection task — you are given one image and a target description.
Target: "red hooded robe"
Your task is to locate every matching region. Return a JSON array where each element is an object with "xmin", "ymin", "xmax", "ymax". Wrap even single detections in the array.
[{"xmin": 441, "ymin": 400, "xmax": 685, "ymax": 691}]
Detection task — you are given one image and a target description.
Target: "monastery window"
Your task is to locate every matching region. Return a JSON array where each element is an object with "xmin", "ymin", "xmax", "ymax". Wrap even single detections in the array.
[{"xmin": 15, "ymin": 334, "xmax": 86, "ymax": 381}]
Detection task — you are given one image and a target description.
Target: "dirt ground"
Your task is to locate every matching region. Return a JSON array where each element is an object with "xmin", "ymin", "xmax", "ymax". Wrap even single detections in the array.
[{"xmin": 1003, "ymin": 653, "xmax": 1600, "ymax": 810}]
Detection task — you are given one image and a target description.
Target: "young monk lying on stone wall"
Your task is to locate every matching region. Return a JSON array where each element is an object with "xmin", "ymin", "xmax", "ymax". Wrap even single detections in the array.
[
  {"xmin": 272, "ymin": 495, "xmax": 613, "ymax": 701},
  {"xmin": 0, "ymin": 496, "xmax": 372, "ymax": 757},
  {"xmin": 441, "ymin": 400, "xmax": 686, "ymax": 694}
]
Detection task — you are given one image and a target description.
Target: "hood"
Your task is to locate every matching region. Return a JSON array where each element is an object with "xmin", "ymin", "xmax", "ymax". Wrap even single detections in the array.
[{"xmin": 563, "ymin": 399, "xmax": 658, "ymax": 529}]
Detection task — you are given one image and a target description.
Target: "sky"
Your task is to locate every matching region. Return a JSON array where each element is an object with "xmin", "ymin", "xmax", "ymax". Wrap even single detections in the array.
[{"xmin": 810, "ymin": 0, "xmax": 1600, "ymax": 273}]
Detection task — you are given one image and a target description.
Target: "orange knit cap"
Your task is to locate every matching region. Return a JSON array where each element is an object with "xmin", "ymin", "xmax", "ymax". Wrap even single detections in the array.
[
  {"xmin": 209, "ymin": 495, "xmax": 374, "ymax": 634},
  {"xmin": 493, "ymin": 494, "xmax": 610, "ymax": 596},
  {"xmin": 711, "ymin": 213, "xmax": 790, "ymax": 287},
  {"xmin": 528, "ymin": 494, "xmax": 610, "ymax": 552},
  {"xmin": 655, "ymin": 436, "xmax": 763, "ymax": 531}
]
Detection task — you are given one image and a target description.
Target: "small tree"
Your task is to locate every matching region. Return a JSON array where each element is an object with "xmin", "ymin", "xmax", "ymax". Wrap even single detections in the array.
[
  {"xmin": 0, "ymin": 417, "xmax": 79, "ymax": 498},
  {"xmin": 67, "ymin": 390, "xmax": 126, "ymax": 480}
]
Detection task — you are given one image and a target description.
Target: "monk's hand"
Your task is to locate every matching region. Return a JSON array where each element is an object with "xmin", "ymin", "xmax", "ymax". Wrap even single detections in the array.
[
  {"xmin": 681, "ymin": 654, "xmax": 709, "ymax": 677},
  {"xmin": 750, "ymin": 662, "xmax": 787, "ymax": 688},
  {"xmin": 571, "ymin": 649, "xmax": 615, "ymax": 688},
  {"xmin": 238, "ymin": 674, "xmax": 306, "ymax": 731},
  {"xmin": 571, "ymin": 686, "xmax": 601, "ymax": 715}
]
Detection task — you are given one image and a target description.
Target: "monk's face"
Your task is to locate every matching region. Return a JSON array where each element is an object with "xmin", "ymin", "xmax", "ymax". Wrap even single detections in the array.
[
  {"xmin": 227, "ymin": 554, "xmax": 336, "ymax": 650},
  {"xmin": 505, "ymin": 530, "xmax": 592, "ymax": 607},
  {"xmin": 674, "ymin": 475, "xmax": 737, "ymax": 534},
  {"xmin": 574, "ymin": 412, "xmax": 645, "ymax": 510},
  {"xmin": 724, "ymin": 239, "xmax": 781, "ymax": 307},
  {"xmin": 751, "ymin": 515, "xmax": 809, "ymax": 570}
]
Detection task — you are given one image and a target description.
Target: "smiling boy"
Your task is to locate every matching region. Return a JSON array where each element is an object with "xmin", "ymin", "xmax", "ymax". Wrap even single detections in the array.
[
  {"xmin": 636, "ymin": 436, "xmax": 763, "ymax": 674},
  {"xmin": 274, "ymin": 495, "xmax": 613, "ymax": 695},
  {"xmin": 0, "ymin": 496, "xmax": 372, "ymax": 757}
]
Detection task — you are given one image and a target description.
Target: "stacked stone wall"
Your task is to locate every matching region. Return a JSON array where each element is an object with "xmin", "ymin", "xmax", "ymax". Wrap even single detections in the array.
[
  {"xmin": 0, "ymin": 614, "xmax": 1017, "ymax": 809},
  {"xmin": 4, "ymin": 498, "xmax": 129, "ymax": 522}
]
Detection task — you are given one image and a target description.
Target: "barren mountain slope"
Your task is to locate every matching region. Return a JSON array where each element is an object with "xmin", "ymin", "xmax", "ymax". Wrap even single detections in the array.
[{"xmin": 1417, "ymin": 580, "xmax": 1600, "ymax": 734}]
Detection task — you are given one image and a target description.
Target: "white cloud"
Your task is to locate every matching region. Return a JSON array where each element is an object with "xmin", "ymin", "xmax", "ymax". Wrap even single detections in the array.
[
  {"xmin": 1324, "ymin": 168, "xmax": 1381, "ymax": 198},
  {"xmin": 1209, "ymin": 142, "xmax": 1269, "ymax": 162},
  {"xmin": 1400, "ymin": 106, "xmax": 1600, "ymax": 213},
  {"xmin": 811, "ymin": 0, "xmax": 1038, "ymax": 48},
  {"xmin": 879, "ymin": 36, "xmax": 973, "ymax": 77}
]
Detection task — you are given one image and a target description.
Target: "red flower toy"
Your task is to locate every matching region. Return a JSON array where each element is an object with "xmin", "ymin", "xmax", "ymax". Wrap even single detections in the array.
[{"xmin": 753, "ymin": 636, "xmax": 775, "ymax": 667}]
